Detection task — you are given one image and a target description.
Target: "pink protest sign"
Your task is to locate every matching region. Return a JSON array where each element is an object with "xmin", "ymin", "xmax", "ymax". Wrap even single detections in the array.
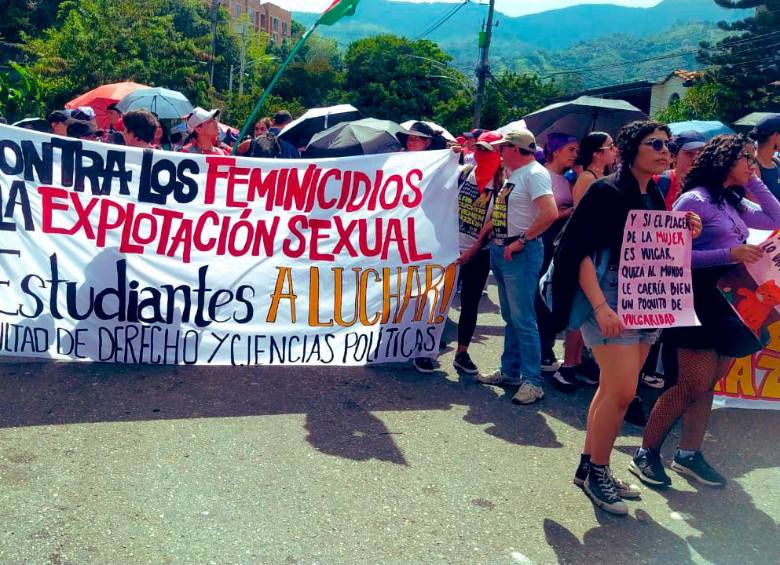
[{"xmin": 618, "ymin": 210, "xmax": 698, "ymax": 329}]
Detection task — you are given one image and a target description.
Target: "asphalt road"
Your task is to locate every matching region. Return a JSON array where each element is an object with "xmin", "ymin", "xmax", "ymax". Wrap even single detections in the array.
[{"xmin": 1, "ymin": 281, "xmax": 778, "ymax": 564}]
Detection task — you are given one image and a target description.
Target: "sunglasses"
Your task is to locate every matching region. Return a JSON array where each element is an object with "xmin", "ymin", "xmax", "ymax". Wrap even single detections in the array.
[
  {"xmin": 596, "ymin": 143, "xmax": 615, "ymax": 152},
  {"xmin": 642, "ymin": 138, "xmax": 672, "ymax": 152}
]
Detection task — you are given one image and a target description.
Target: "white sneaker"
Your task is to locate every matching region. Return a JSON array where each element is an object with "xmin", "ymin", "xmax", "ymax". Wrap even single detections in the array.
[
  {"xmin": 477, "ymin": 369, "xmax": 517, "ymax": 385},
  {"xmin": 641, "ymin": 373, "xmax": 666, "ymax": 389},
  {"xmin": 512, "ymin": 382, "xmax": 544, "ymax": 405}
]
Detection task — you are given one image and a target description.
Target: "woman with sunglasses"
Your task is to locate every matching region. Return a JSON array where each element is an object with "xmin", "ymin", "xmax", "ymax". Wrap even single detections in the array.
[
  {"xmin": 572, "ymin": 132, "xmax": 618, "ymax": 206},
  {"xmin": 631, "ymin": 135, "xmax": 780, "ymax": 489},
  {"xmin": 551, "ymin": 121, "xmax": 701, "ymax": 515}
]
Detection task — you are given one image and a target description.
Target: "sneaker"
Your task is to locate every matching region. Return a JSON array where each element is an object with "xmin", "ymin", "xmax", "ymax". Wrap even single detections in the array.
[
  {"xmin": 477, "ymin": 369, "xmax": 519, "ymax": 386},
  {"xmin": 610, "ymin": 470, "xmax": 642, "ymax": 500},
  {"xmin": 453, "ymin": 352, "xmax": 479, "ymax": 374},
  {"xmin": 574, "ymin": 459, "xmax": 641, "ymax": 499},
  {"xmin": 412, "ymin": 357, "xmax": 436, "ymax": 374},
  {"xmin": 541, "ymin": 354, "xmax": 560, "ymax": 372},
  {"xmin": 641, "ymin": 372, "xmax": 666, "ymax": 389},
  {"xmin": 624, "ymin": 396, "xmax": 647, "ymax": 427},
  {"xmin": 671, "ymin": 451, "xmax": 727, "ymax": 487},
  {"xmin": 573, "ymin": 458, "xmax": 590, "ymax": 487},
  {"xmin": 629, "ymin": 449, "xmax": 672, "ymax": 487},
  {"xmin": 583, "ymin": 465, "xmax": 628, "ymax": 516},
  {"xmin": 551, "ymin": 366, "xmax": 578, "ymax": 393},
  {"xmin": 576, "ymin": 358, "xmax": 600, "ymax": 386},
  {"xmin": 511, "ymin": 382, "xmax": 544, "ymax": 405}
]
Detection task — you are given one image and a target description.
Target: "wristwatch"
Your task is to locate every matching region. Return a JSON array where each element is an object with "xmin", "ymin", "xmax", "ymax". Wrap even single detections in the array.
[{"xmin": 519, "ymin": 233, "xmax": 532, "ymax": 244}]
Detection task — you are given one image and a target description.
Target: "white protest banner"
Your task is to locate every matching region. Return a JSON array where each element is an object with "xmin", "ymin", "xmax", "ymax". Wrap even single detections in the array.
[
  {"xmin": 0, "ymin": 125, "xmax": 460, "ymax": 365},
  {"xmin": 618, "ymin": 210, "xmax": 698, "ymax": 329}
]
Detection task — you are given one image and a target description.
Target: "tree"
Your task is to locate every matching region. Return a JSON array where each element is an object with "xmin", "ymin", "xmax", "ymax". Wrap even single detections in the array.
[
  {"xmin": 699, "ymin": 1, "xmax": 780, "ymax": 120},
  {"xmin": 26, "ymin": 0, "xmax": 242, "ymax": 109},
  {"xmin": 0, "ymin": 62, "xmax": 46, "ymax": 121},
  {"xmin": 343, "ymin": 35, "xmax": 463, "ymax": 123},
  {"xmin": 479, "ymin": 71, "xmax": 563, "ymax": 130},
  {"xmin": 0, "ymin": 0, "xmax": 67, "ymax": 43},
  {"xmin": 654, "ymin": 79, "xmax": 739, "ymax": 122}
]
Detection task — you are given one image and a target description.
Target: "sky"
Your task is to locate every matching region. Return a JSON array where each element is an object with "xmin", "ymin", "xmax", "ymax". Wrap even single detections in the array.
[{"xmin": 266, "ymin": 0, "xmax": 663, "ymax": 18}]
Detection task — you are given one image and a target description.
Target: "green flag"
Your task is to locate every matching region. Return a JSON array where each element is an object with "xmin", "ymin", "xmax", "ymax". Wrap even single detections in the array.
[{"xmin": 316, "ymin": 0, "xmax": 361, "ymax": 26}]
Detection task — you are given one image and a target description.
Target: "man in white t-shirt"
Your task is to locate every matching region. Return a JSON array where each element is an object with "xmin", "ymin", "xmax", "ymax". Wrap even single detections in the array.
[{"xmin": 477, "ymin": 130, "xmax": 558, "ymax": 405}]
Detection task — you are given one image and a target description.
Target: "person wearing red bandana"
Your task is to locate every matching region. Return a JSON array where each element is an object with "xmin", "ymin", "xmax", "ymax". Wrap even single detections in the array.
[{"xmin": 451, "ymin": 131, "xmax": 505, "ymax": 375}]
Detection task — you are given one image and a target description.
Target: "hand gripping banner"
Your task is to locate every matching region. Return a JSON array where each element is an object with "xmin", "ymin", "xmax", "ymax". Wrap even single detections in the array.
[{"xmin": 0, "ymin": 125, "xmax": 460, "ymax": 365}]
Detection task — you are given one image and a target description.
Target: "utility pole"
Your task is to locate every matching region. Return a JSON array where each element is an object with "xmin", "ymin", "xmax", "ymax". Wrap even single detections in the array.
[
  {"xmin": 473, "ymin": 0, "xmax": 496, "ymax": 128},
  {"xmin": 238, "ymin": 23, "xmax": 247, "ymax": 96},
  {"xmin": 209, "ymin": 0, "xmax": 220, "ymax": 87}
]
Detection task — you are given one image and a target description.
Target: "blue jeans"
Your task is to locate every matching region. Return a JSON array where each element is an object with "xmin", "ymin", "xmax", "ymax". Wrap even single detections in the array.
[{"xmin": 490, "ymin": 239, "xmax": 544, "ymax": 386}]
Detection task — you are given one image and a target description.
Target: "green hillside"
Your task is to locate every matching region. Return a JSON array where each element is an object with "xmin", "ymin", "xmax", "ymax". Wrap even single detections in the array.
[{"xmin": 294, "ymin": 0, "xmax": 747, "ymax": 90}]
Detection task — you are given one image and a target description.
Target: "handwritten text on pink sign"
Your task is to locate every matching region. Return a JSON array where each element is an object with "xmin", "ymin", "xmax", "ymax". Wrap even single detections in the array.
[{"xmin": 618, "ymin": 210, "xmax": 698, "ymax": 329}]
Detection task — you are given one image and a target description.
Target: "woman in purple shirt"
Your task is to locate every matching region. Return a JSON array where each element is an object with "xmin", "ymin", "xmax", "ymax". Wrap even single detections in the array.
[{"xmin": 631, "ymin": 134, "xmax": 780, "ymax": 489}]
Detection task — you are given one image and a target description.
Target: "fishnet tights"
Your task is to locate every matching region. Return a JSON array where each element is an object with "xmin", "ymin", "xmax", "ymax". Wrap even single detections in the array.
[{"xmin": 643, "ymin": 349, "xmax": 731, "ymax": 451}]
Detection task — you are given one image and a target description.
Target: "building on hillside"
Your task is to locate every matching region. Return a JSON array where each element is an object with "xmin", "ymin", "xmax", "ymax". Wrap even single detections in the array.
[
  {"xmin": 222, "ymin": 1, "xmax": 292, "ymax": 45},
  {"xmin": 579, "ymin": 70, "xmax": 703, "ymax": 116}
]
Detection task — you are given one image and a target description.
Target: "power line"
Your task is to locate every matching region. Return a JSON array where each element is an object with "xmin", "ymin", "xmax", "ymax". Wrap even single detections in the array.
[
  {"xmin": 543, "ymin": 37, "xmax": 780, "ymax": 79},
  {"xmin": 414, "ymin": 1, "xmax": 470, "ymax": 40}
]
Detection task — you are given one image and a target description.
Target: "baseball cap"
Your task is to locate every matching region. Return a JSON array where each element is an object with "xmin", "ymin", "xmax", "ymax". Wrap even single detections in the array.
[
  {"xmin": 752, "ymin": 114, "xmax": 780, "ymax": 137},
  {"xmin": 463, "ymin": 128, "xmax": 486, "ymax": 139},
  {"xmin": 474, "ymin": 130, "xmax": 503, "ymax": 151},
  {"xmin": 186, "ymin": 107, "xmax": 220, "ymax": 131},
  {"xmin": 673, "ymin": 130, "xmax": 706, "ymax": 152},
  {"xmin": 490, "ymin": 129, "xmax": 537, "ymax": 152}
]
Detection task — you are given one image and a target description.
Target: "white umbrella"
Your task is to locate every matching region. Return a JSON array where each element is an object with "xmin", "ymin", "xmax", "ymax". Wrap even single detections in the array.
[
  {"xmin": 401, "ymin": 120, "xmax": 456, "ymax": 142},
  {"xmin": 498, "ymin": 119, "xmax": 527, "ymax": 135}
]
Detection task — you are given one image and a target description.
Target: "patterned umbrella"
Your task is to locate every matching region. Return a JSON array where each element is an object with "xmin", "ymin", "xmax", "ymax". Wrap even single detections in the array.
[{"xmin": 65, "ymin": 81, "xmax": 148, "ymax": 129}]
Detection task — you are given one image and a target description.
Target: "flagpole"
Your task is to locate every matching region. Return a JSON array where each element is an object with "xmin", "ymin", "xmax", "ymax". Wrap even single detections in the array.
[{"xmin": 230, "ymin": 25, "xmax": 318, "ymax": 155}]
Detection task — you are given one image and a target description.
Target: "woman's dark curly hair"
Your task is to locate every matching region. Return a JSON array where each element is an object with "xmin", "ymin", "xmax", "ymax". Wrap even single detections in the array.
[
  {"xmin": 615, "ymin": 120, "xmax": 672, "ymax": 167},
  {"xmin": 682, "ymin": 134, "xmax": 753, "ymax": 206}
]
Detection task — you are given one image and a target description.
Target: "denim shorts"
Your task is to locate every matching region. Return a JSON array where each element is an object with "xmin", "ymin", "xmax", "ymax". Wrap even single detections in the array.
[{"xmin": 580, "ymin": 267, "xmax": 661, "ymax": 348}]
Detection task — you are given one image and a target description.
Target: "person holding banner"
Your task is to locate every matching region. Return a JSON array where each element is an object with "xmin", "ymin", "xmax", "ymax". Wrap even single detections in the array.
[
  {"xmin": 477, "ymin": 130, "xmax": 558, "ymax": 405},
  {"xmin": 632, "ymin": 134, "xmax": 780, "ymax": 489},
  {"xmin": 453, "ymin": 131, "xmax": 504, "ymax": 374},
  {"xmin": 551, "ymin": 121, "xmax": 692, "ymax": 515},
  {"xmin": 180, "ymin": 107, "xmax": 228, "ymax": 156},
  {"xmin": 407, "ymin": 121, "xmax": 460, "ymax": 373},
  {"xmin": 122, "ymin": 110, "xmax": 158, "ymax": 149}
]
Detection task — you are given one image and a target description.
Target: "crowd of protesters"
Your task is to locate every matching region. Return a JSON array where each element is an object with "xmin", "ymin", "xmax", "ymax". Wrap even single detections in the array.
[
  {"xmin": 4, "ymin": 102, "xmax": 780, "ymax": 517},
  {"xmin": 450, "ymin": 115, "xmax": 780, "ymax": 516}
]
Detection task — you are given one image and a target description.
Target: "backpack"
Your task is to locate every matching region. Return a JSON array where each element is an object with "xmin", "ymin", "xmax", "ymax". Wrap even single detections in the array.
[{"xmin": 250, "ymin": 131, "xmax": 282, "ymax": 159}]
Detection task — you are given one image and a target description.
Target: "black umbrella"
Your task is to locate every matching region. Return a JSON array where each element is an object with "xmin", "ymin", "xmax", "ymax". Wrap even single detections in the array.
[
  {"xmin": 279, "ymin": 104, "xmax": 363, "ymax": 148},
  {"xmin": 304, "ymin": 118, "xmax": 408, "ymax": 158},
  {"xmin": 733, "ymin": 112, "xmax": 777, "ymax": 133},
  {"xmin": 523, "ymin": 96, "xmax": 647, "ymax": 145}
]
